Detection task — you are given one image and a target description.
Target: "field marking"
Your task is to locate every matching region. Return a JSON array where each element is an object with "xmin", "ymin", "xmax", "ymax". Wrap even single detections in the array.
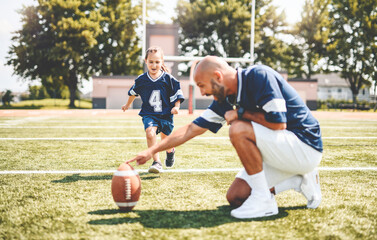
[
  {"xmin": 1, "ymin": 125, "xmax": 377, "ymax": 129},
  {"xmin": 0, "ymin": 116, "xmax": 53, "ymax": 126},
  {"xmin": 1, "ymin": 167, "xmax": 377, "ymax": 175},
  {"xmin": 0, "ymin": 126, "xmax": 143, "ymax": 129},
  {"xmin": 0, "ymin": 136, "xmax": 376, "ymax": 141}
]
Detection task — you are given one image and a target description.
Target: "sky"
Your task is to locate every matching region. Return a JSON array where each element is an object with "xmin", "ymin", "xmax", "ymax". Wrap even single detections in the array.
[{"xmin": 0, "ymin": 0, "xmax": 304, "ymax": 94}]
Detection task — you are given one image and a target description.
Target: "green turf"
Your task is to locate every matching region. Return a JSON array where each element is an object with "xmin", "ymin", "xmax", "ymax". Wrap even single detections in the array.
[
  {"xmin": 0, "ymin": 98, "xmax": 92, "ymax": 109},
  {"xmin": 0, "ymin": 113, "xmax": 377, "ymax": 239}
]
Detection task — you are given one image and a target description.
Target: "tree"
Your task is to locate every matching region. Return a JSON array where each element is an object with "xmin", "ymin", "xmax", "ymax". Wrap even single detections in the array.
[
  {"xmin": 290, "ymin": 0, "xmax": 331, "ymax": 79},
  {"xmin": 175, "ymin": 0, "xmax": 289, "ymax": 69},
  {"xmin": 327, "ymin": 0, "xmax": 377, "ymax": 104},
  {"xmin": 89, "ymin": 0, "xmax": 142, "ymax": 76},
  {"xmin": 7, "ymin": 0, "xmax": 102, "ymax": 108},
  {"xmin": 7, "ymin": 0, "xmax": 143, "ymax": 108},
  {"xmin": 1, "ymin": 90, "xmax": 14, "ymax": 107}
]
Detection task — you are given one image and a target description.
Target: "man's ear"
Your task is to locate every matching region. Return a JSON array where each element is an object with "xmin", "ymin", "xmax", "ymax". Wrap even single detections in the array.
[{"xmin": 214, "ymin": 70, "xmax": 223, "ymax": 83}]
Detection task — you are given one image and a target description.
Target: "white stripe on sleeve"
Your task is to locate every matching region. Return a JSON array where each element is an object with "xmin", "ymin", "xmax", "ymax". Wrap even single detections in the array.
[
  {"xmin": 201, "ymin": 109, "xmax": 226, "ymax": 124},
  {"xmin": 262, "ymin": 99, "xmax": 287, "ymax": 113},
  {"xmin": 170, "ymin": 89, "xmax": 184, "ymax": 102},
  {"xmin": 130, "ymin": 89, "xmax": 137, "ymax": 96}
]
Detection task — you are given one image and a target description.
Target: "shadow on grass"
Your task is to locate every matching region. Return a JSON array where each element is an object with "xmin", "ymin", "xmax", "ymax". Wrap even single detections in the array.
[
  {"xmin": 52, "ymin": 174, "xmax": 113, "ymax": 183},
  {"xmin": 87, "ymin": 205, "xmax": 300, "ymax": 228},
  {"xmin": 51, "ymin": 172, "xmax": 159, "ymax": 183}
]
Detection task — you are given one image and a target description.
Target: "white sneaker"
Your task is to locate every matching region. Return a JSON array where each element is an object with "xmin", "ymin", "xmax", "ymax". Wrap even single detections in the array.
[
  {"xmin": 148, "ymin": 161, "xmax": 163, "ymax": 173},
  {"xmin": 299, "ymin": 169, "xmax": 321, "ymax": 209},
  {"xmin": 230, "ymin": 193, "xmax": 278, "ymax": 219}
]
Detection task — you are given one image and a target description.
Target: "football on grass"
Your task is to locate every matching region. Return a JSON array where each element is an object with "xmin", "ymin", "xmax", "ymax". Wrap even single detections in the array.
[{"xmin": 111, "ymin": 163, "xmax": 141, "ymax": 211}]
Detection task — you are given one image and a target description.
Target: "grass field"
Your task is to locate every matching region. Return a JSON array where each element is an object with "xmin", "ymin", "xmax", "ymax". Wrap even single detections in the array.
[
  {"xmin": 0, "ymin": 99, "xmax": 92, "ymax": 109},
  {"xmin": 1, "ymin": 110, "xmax": 376, "ymax": 239}
]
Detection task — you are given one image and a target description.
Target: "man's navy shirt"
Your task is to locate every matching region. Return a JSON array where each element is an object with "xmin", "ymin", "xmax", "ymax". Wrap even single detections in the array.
[{"xmin": 193, "ymin": 65, "xmax": 323, "ymax": 152}]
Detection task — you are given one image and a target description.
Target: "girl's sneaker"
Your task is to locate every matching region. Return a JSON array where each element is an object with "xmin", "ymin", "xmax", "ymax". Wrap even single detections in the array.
[
  {"xmin": 148, "ymin": 161, "xmax": 163, "ymax": 173},
  {"xmin": 165, "ymin": 149, "xmax": 175, "ymax": 168}
]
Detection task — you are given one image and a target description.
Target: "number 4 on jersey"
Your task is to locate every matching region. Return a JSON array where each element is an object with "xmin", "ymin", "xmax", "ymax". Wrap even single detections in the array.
[{"xmin": 149, "ymin": 90, "xmax": 162, "ymax": 112}]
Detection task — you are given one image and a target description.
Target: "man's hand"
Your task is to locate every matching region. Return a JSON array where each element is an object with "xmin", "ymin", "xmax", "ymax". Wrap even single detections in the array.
[
  {"xmin": 224, "ymin": 110, "xmax": 238, "ymax": 125},
  {"xmin": 127, "ymin": 149, "xmax": 154, "ymax": 166},
  {"xmin": 171, "ymin": 107, "xmax": 180, "ymax": 115}
]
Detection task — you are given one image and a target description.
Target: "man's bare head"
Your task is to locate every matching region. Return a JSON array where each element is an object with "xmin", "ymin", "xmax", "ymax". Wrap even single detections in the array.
[{"xmin": 193, "ymin": 56, "xmax": 236, "ymax": 102}]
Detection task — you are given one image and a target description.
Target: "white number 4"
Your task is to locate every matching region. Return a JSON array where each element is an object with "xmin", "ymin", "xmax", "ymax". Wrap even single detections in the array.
[{"xmin": 149, "ymin": 90, "xmax": 162, "ymax": 112}]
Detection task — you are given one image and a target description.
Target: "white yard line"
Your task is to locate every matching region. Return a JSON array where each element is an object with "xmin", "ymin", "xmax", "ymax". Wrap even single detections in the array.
[
  {"xmin": 0, "ymin": 126, "xmax": 143, "ymax": 129},
  {"xmin": 1, "ymin": 125, "xmax": 376, "ymax": 129},
  {"xmin": 1, "ymin": 167, "xmax": 377, "ymax": 175},
  {"xmin": 0, "ymin": 136, "xmax": 376, "ymax": 140},
  {"xmin": 0, "ymin": 116, "xmax": 53, "ymax": 126}
]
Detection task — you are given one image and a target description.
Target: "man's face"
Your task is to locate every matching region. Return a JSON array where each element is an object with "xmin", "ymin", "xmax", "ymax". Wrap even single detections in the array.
[
  {"xmin": 195, "ymin": 74, "xmax": 226, "ymax": 103},
  {"xmin": 209, "ymin": 78, "xmax": 226, "ymax": 103}
]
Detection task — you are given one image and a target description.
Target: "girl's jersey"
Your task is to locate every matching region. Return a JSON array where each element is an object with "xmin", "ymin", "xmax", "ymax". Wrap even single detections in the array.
[
  {"xmin": 128, "ymin": 71, "xmax": 184, "ymax": 116},
  {"xmin": 193, "ymin": 65, "xmax": 323, "ymax": 153}
]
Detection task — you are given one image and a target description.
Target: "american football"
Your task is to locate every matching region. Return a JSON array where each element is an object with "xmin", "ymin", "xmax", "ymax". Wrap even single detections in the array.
[{"xmin": 111, "ymin": 163, "xmax": 141, "ymax": 211}]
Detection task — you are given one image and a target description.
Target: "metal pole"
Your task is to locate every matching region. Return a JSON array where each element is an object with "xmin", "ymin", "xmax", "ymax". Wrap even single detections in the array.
[
  {"xmin": 250, "ymin": 0, "xmax": 255, "ymax": 64},
  {"xmin": 142, "ymin": 0, "xmax": 146, "ymax": 60}
]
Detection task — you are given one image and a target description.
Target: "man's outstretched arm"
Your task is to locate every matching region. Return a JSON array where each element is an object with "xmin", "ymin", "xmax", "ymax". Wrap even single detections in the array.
[{"xmin": 127, "ymin": 123, "xmax": 208, "ymax": 165}]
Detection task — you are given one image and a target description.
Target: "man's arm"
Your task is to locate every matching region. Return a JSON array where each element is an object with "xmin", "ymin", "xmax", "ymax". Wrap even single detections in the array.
[
  {"xmin": 127, "ymin": 122, "xmax": 208, "ymax": 165},
  {"xmin": 224, "ymin": 110, "xmax": 286, "ymax": 130}
]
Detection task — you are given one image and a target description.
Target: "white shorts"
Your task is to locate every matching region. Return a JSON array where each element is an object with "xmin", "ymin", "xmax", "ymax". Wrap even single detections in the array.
[{"xmin": 236, "ymin": 122, "xmax": 322, "ymax": 188}]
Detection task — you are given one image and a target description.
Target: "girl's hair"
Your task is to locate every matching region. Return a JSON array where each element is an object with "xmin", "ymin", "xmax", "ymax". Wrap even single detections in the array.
[{"xmin": 145, "ymin": 46, "xmax": 169, "ymax": 73}]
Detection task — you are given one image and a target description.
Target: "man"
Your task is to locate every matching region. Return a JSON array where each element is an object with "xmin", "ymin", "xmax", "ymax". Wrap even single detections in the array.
[{"xmin": 128, "ymin": 56, "xmax": 323, "ymax": 219}]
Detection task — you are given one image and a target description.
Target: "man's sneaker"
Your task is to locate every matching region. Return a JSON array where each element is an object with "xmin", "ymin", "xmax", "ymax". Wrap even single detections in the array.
[
  {"xmin": 165, "ymin": 149, "xmax": 175, "ymax": 168},
  {"xmin": 230, "ymin": 193, "xmax": 278, "ymax": 219},
  {"xmin": 299, "ymin": 169, "xmax": 322, "ymax": 209},
  {"xmin": 148, "ymin": 161, "xmax": 163, "ymax": 173}
]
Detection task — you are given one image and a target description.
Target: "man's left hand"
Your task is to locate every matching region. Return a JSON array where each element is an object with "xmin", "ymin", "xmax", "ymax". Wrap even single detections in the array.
[{"xmin": 224, "ymin": 110, "xmax": 238, "ymax": 125}]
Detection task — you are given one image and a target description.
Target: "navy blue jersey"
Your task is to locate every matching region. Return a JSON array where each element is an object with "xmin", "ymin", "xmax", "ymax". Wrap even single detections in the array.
[
  {"xmin": 193, "ymin": 65, "xmax": 323, "ymax": 152},
  {"xmin": 128, "ymin": 71, "xmax": 184, "ymax": 116}
]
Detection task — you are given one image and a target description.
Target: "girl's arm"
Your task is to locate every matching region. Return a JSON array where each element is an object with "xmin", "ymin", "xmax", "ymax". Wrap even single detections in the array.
[
  {"xmin": 121, "ymin": 95, "xmax": 136, "ymax": 112},
  {"xmin": 171, "ymin": 100, "xmax": 181, "ymax": 114}
]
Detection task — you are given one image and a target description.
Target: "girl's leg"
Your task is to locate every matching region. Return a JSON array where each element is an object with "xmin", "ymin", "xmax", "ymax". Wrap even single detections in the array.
[
  {"xmin": 161, "ymin": 132, "xmax": 175, "ymax": 167},
  {"xmin": 161, "ymin": 132, "xmax": 173, "ymax": 153},
  {"xmin": 145, "ymin": 126, "xmax": 160, "ymax": 163}
]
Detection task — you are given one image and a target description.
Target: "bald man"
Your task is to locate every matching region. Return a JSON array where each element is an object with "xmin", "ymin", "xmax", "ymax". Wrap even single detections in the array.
[{"xmin": 128, "ymin": 56, "xmax": 323, "ymax": 219}]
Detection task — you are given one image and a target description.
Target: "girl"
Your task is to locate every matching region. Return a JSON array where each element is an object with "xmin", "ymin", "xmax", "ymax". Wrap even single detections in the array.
[{"xmin": 122, "ymin": 46, "xmax": 184, "ymax": 173}]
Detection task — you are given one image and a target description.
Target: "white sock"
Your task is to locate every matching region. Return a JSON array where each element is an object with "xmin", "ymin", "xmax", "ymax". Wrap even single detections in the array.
[
  {"xmin": 275, "ymin": 175, "xmax": 303, "ymax": 194},
  {"xmin": 245, "ymin": 170, "xmax": 271, "ymax": 199}
]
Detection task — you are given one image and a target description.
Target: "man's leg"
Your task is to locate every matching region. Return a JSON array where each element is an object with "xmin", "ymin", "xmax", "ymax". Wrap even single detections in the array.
[
  {"xmin": 249, "ymin": 121, "xmax": 322, "ymax": 209},
  {"xmin": 227, "ymin": 171, "xmax": 321, "ymax": 209},
  {"xmin": 228, "ymin": 120, "xmax": 278, "ymax": 218}
]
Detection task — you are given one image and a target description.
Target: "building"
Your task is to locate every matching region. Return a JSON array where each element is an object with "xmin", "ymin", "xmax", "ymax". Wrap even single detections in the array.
[
  {"xmin": 314, "ymin": 73, "xmax": 370, "ymax": 102},
  {"xmin": 92, "ymin": 23, "xmax": 319, "ymax": 110},
  {"xmin": 92, "ymin": 72, "xmax": 319, "ymax": 110},
  {"xmin": 92, "ymin": 23, "xmax": 215, "ymax": 110},
  {"xmin": 287, "ymin": 78, "xmax": 318, "ymax": 110}
]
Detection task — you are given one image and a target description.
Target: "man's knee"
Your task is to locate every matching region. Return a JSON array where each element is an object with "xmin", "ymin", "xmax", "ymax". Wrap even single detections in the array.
[{"xmin": 229, "ymin": 120, "xmax": 254, "ymax": 143}]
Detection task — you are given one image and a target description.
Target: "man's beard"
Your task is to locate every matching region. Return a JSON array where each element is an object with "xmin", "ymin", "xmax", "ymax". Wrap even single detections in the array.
[{"xmin": 210, "ymin": 78, "xmax": 226, "ymax": 103}]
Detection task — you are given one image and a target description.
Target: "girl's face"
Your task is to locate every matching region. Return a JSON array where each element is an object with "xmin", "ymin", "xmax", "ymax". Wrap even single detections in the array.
[{"xmin": 145, "ymin": 51, "xmax": 163, "ymax": 79}]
